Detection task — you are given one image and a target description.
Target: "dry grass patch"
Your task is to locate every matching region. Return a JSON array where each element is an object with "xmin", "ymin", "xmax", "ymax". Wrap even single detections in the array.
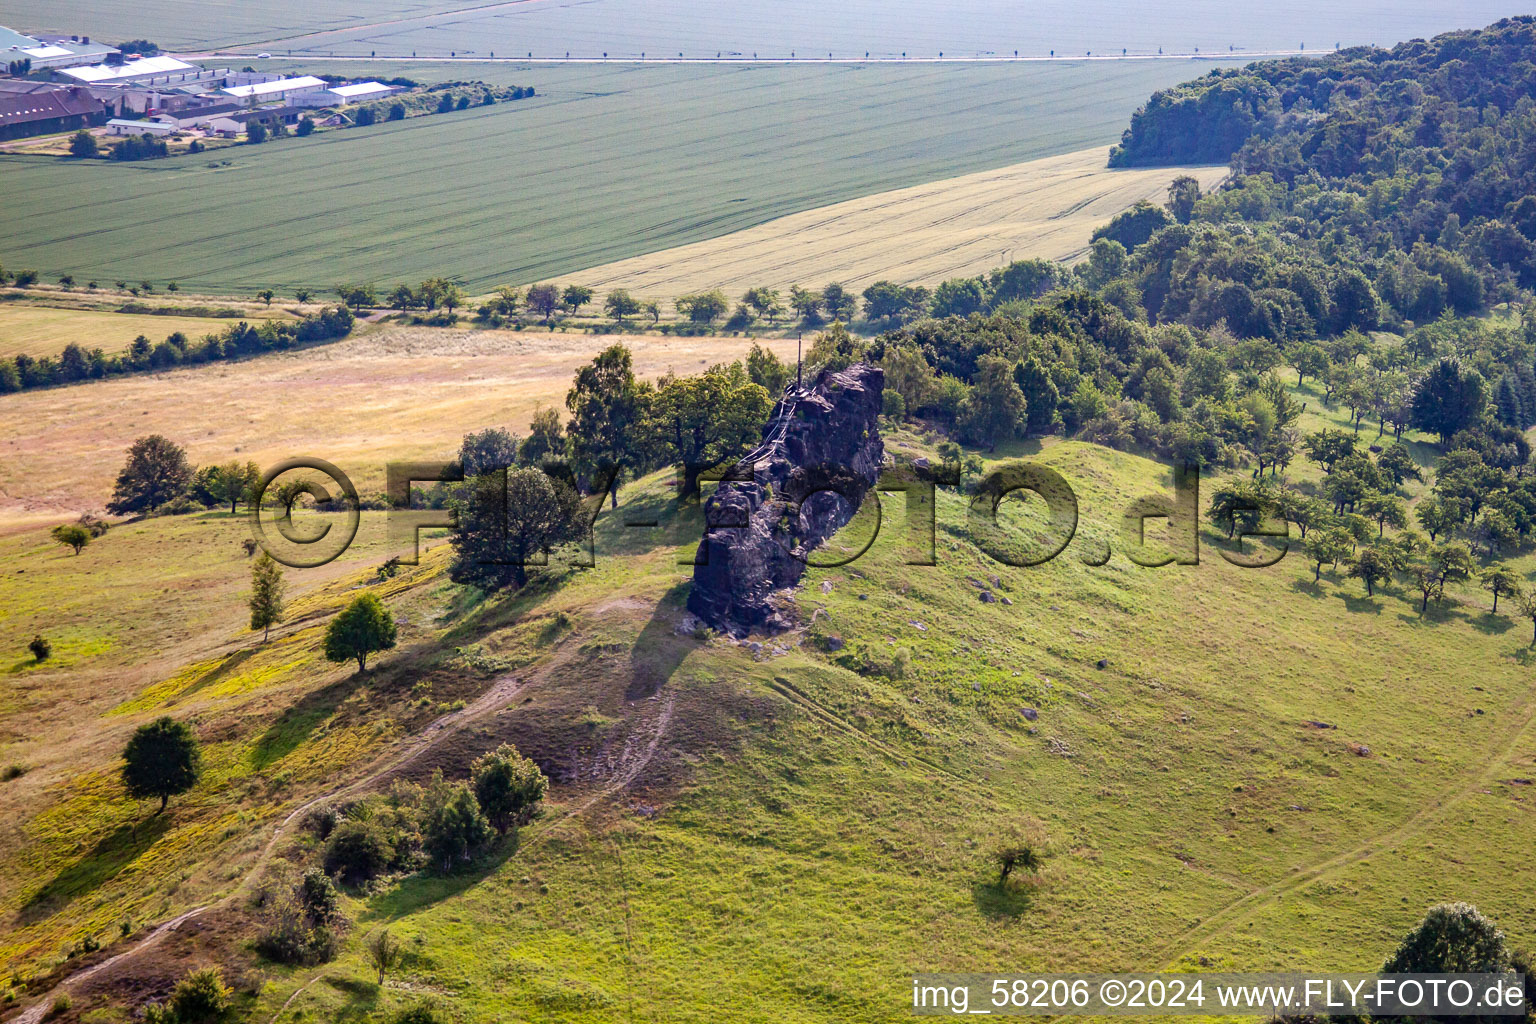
[{"xmin": 568, "ymin": 146, "xmax": 1227, "ymax": 297}]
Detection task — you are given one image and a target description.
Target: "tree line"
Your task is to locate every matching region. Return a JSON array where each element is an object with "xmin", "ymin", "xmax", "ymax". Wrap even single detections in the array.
[{"xmin": 0, "ymin": 306, "xmax": 354, "ymax": 393}]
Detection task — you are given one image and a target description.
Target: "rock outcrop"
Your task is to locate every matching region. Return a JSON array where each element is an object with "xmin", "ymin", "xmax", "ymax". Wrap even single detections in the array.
[{"xmin": 687, "ymin": 362, "xmax": 884, "ymax": 635}]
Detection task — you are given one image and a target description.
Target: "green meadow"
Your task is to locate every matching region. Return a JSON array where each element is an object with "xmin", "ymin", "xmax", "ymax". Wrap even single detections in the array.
[{"xmin": 4, "ymin": 367, "xmax": 1534, "ymax": 1020}]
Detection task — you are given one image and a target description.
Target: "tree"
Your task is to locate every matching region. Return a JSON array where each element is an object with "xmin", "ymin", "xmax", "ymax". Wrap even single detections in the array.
[
  {"xmin": 958, "ymin": 354, "xmax": 1025, "ymax": 451},
  {"xmin": 1303, "ymin": 529, "xmax": 1352, "ymax": 582},
  {"xmin": 561, "ymin": 284, "xmax": 593, "ymax": 314},
  {"xmin": 566, "ymin": 344, "xmax": 649, "ymax": 506},
  {"xmin": 449, "ymin": 467, "xmax": 582, "ymax": 589},
  {"xmin": 457, "ymin": 427, "xmax": 519, "ymax": 476},
  {"xmin": 675, "ymin": 289, "xmax": 729, "ymax": 324},
  {"xmin": 861, "ymin": 281, "xmax": 926, "ymax": 326},
  {"xmin": 1415, "ymin": 496, "xmax": 1457, "ymax": 542},
  {"xmin": 69, "ymin": 130, "xmax": 99, "ymax": 158},
  {"xmin": 518, "ymin": 407, "xmax": 566, "ymax": 467},
  {"xmin": 51, "ymin": 523, "xmax": 91, "ymax": 555},
  {"xmin": 323, "ymin": 593, "xmax": 397, "ymax": 672},
  {"xmin": 1301, "ymin": 428, "xmax": 1356, "ymax": 473},
  {"xmin": 1013, "ymin": 355, "xmax": 1059, "ymax": 435},
  {"xmin": 821, "ymin": 282, "xmax": 858, "ymax": 322},
  {"xmin": 1166, "ymin": 174, "xmax": 1201, "ymax": 223},
  {"xmin": 1377, "ymin": 443, "xmax": 1421, "ymax": 487},
  {"xmin": 788, "ymin": 285, "xmax": 825, "ymax": 325},
  {"xmin": 929, "ymin": 276, "xmax": 988, "ymax": 318},
  {"xmin": 1384, "ymin": 903, "xmax": 1510, "ymax": 975},
  {"xmin": 249, "ymin": 553, "xmax": 286, "ymax": 641},
  {"xmin": 122, "ymin": 717, "xmax": 202, "ymax": 813},
  {"xmin": 1348, "ymin": 546, "xmax": 1393, "ymax": 596},
  {"xmin": 1515, "ymin": 588, "xmax": 1536, "ymax": 645},
  {"xmin": 742, "ymin": 286, "xmax": 784, "ymax": 323},
  {"xmin": 107, "ymin": 435, "xmax": 193, "ymax": 515},
  {"xmin": 1359, "ymin": 492, "xmax": 1407, "ymax": 537},
  {"xmin": 368, "ymin": 929, "xmax": 401, "ymax": 985},
  {"xmin": 642, "ymin": 299, "xmax": 661, "ymax": 325},
  {"xmin": 1480, "ymin": 566, "xmax": 1521, "ymax": 614},
  {"xmin": 167, "ymin": 967, "xmax": 230, "ymax": 1024},
  {"xmin": 604, "ymin": 289, "xmax": 640, "ymax": 321},
  {"xmin": 1291, "ymin": 343, "xmax": 1328, "ymax": 386},
  {"xmin": 1411, "ymin": 358, "xmax": 1487, "ymax": 443},
  {"xmin": 1409, "ymin": 542, "xmax": 1476, "ymax": 614},
  {"xmin": 247, "ymin": 121, "xmax": 268, "ymax": 144},
  {"xmin": 646, "ymin": 367, "xmax": 771, "ymax": 496},
  {"xmin": 423, "ymin": 782, "xmax": 493, "ymax": 872},
  {"xmin": 471, "ymin": 743, "xmax": 548, "ymax": 832},
  {"xmin": 212, "ymin": 460, "xmax": 260, "ymax": 514},
  {"xmin": 525, "ymin": 282, "xmax": 560, "ymax": 321},
  {"xmin": 296, "ymin": 115, "xmax": 315, "ymax": 136},
  {"xmin": 746, "ymin": 343, "xmax": 788, "ymax": 394}
]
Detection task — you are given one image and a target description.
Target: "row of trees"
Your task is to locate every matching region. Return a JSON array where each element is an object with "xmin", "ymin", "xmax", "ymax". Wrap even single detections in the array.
[{"xmin": 0, "ymin": 306, "xmax": 354, "ymax": 394}]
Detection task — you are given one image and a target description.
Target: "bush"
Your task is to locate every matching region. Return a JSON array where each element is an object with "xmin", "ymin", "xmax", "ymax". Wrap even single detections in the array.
[
  {"xmin": 325, "ymin": 818, "xmax": 393, "ymax": 883},
  {"xmin": 393, "ymin": 1005, "xmax": 444, "ymax": 1024},
  {"xmin": 168, "ymin": 967, "xmax": 230, "ymax": 1023},
  {"xmin": 28, "ymin": 635, "xmax": 50, "ymax": 661}
]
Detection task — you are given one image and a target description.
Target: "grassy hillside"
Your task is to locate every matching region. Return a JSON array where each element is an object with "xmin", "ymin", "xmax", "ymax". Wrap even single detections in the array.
[
  {"xmin": 4, "ymin": 369, "xmax": 1534, "ymax": 1020},
  {"xmin": 0, "ymin": 60, "xmax": 1228, "ymax": 295}
]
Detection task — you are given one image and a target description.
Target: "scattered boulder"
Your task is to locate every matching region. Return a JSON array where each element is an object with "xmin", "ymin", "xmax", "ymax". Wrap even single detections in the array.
[
  {"xmin": 978, "ymin": 591, "xmax": 997, "ymax": 603},
  {"xmin": 1095, "ymin": 658, "xmax": 1109, "ymax": 670},
  {"xmin": 1019, "ymin": 707, "xmax": 1039, "ymax": 721}
]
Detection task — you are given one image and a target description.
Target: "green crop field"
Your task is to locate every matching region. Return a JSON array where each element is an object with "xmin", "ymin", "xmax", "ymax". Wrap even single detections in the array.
[{"xmin": 0, "ymin": 60, "xmax": 1225, "ymax": 296}]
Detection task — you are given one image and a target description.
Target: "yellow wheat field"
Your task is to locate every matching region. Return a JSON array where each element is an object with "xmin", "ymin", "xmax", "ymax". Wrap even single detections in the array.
[{"xmin": 567, "ymin": 146, "xmax": 1227, "ymax": 299}]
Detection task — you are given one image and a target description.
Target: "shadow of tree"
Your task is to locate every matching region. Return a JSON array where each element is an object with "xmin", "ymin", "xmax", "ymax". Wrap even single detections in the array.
[
  {"xmin": 358, "ymin": 829, "xmax": 522, "ymax": 923},
  {"xmin": 1472, "ymin": 613, "xmax": 1514, "ymax": 635},
  {"xmin": 627, "ymin": 581, "xmax": 696, "ymax": 700},
  {"xmin": 17, "ymin": 815, "xmax": 172, "ymax": 924},
  {"xmin": 251, "ymin": 674, "xmax": 366, "ymax": 771},
  {"xmin": 971, "ymin": 878, "xmax": 1034, "ymax": 920},
  {"xmin": 1341, "ymin": 593, "xmax": 1383, "ymax": 615},
  {"xmin": 1291, "ymin": 577, "xmax": 1325, "ymax": 598},
  {"xmin": 170, "ymin": 648, "xmax": 254, "ymax": 706}
]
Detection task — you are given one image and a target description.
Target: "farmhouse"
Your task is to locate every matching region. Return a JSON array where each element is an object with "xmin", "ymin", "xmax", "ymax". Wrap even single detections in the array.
[
  {"xmin": 0, "ymin": 82, "xmax": 105, "ymax": 141},
  {"xmin": 106, "ymin": 117, "xmax": 174, "ymax": 136},
  {"xmin": 221, "ymin": 76, "xmax": 326, "ymax": 104}
]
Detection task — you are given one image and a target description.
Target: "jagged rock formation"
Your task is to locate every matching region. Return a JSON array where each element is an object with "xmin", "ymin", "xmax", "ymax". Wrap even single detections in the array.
[{"xmin": 687, "ymin": 362, "xmax": 884, "ymax": 635}]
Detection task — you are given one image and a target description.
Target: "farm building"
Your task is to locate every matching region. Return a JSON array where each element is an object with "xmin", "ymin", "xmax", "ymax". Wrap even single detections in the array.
[
  {"xmin": 292, "ymin": 80, "xmax": 397, "ymax": 107},
  {"xmin": 60, "ymin": 55, "xmax": 201, "ymax": 86},
  {"xmin": 159, "ymin": 102, "xmax": 246, "ymax": 128},
  {"xmin": 221, "ymin": 76, "xmax": 326, "ymax": 104},
  {"xmin": 0, "ymin": 25, "xmax": 39, "ymax": 51},
  {"xmin": 206, "ymin": 105, "xmax": 306, "ymax": 137},
  {"xmin": 0, "ymin": 82, "xmax": 105, "ymax": 141},
  {"xmin": 106, "ymin": 117, "xmax": 174, "ymax": 136},
  {"xmin": 16, "ymin": 37, "xmax": 118, "ymax": 69}
]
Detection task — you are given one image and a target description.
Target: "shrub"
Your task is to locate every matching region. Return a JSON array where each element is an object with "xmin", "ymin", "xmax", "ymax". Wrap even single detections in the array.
[
  {"xmin": 168, "ymin": 966, "xmax": 230, "ymax": 1023},
  {"xmin": 325, "ymin": 818, "xmax": 393, "ymax": 883},
  {"xmin": 28, "ymin": 635, "xmax": 51, "ymax": 662},
  {"xmin": 471, "ymin": 743, "xmax": 548, "ymax": 832}
]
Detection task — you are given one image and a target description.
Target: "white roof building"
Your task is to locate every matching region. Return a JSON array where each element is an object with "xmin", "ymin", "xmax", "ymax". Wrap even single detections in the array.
[
  {"xmin": 61, "ymin": 55, "xmax": 198, "ymax": 84},
  {"xmin": 221, "ymin": 75, "xmax": 326, "ymax": 101},
  {"xmin": 329, "ymin": 81, "xmax": 395, "ymax": 100},
  {"xmin": 107, "ymin": 117, "xmax": 175, "ymax": 135}
]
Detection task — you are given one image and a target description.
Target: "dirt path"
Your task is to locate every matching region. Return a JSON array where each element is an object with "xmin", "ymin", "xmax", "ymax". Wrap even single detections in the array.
[
  {"xmin": 10, "ymin": 669, "xmax": 535, "ymax": 1023},
  {"xmin": 265, "ymin": 691, "xmax": 675, "ymax": 1022}
]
